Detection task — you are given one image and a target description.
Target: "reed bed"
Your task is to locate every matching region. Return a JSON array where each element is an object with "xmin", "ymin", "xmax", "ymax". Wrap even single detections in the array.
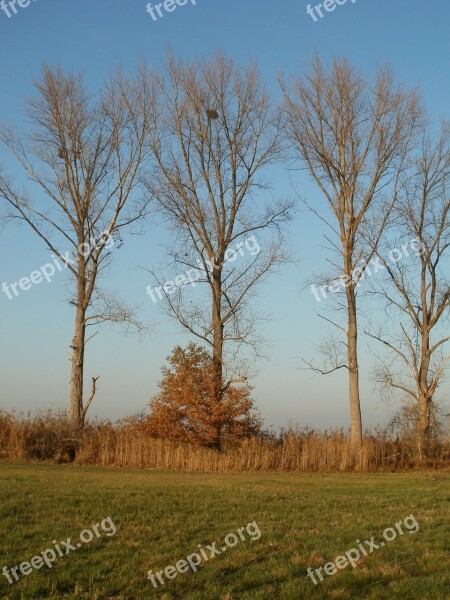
[{"xmin": 0, "ymin": 410, "xmax": 448, "ymax": 472}]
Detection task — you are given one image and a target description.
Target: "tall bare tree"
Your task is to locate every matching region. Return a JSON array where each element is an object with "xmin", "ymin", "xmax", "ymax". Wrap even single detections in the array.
[
  {"xmin": 281, "ymin": 57, "xmax": 421, "ymax": 455},
  {"xmin": 367, "ymin": 123, "xmax": 450, "ymax": 459},
  {"xmin": 143, "ymin": 54, "xmax": 291, "ymax": 447},
  {"xmin": 0, "ymin": 65, "xmax": 151, "ymax": 428}
]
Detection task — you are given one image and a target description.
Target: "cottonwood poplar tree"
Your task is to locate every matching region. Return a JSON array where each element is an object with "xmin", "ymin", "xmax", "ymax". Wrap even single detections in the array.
[
  {"xmin": 0, "ymin": 65, "xmax": 151, "ymax": 428},
  {"xmin": 281, "ymin": 57, "xmax": 421, "ymax": 457}
]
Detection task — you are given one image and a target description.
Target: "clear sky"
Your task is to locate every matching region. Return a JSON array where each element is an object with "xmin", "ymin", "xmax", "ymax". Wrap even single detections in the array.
[{"xmin": 0, "ymin": 0, "xmax": 449, "ymax": 431}]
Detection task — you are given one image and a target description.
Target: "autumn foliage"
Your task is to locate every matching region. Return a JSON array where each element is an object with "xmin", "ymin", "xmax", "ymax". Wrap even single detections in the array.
[{"xmin": 143, "ymin": 343, "xmax": 261, "ymax": 448}]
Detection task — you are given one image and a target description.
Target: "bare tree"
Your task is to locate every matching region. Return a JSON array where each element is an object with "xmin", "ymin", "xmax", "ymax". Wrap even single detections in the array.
[
  {"xmin": 143, "ymin": 53, "xmax": 291, "ymax": 446},
  {"xmin": 281, "ymin": 57, "xmax": 422, "ymax": 455},
  {"xmin": 0, "ymin": 65, "xmax": 151, "ymax": 428},
  {"xmin": 367, "ymin": 123, "xmax": 450, "ymax": 459}
]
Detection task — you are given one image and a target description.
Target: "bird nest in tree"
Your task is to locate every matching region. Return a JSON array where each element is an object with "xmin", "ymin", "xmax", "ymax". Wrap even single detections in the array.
[{"xmin": 206, "ymin": 108, "xmax": 219, "ymax": 120}]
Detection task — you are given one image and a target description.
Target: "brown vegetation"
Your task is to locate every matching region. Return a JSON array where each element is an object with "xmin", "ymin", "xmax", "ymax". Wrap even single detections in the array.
[
  {"xmin": 143, "ymin": 344, "xmax": 261, "ymax": 448},
  {"xmin": 1, "ymin": 411, "xmax": 448, "ymax": 472}
]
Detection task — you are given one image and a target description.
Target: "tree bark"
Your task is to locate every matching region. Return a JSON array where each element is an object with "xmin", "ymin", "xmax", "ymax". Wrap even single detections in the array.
[
  {"xmin": 418, "ymin": 392, "xmax": 431, "ymax": 460},
  {"xmin": 69, "ymin": 303, "xmax": 87, "ymax": 429},
  {"xmin": 346, "ymin": 275, "xmax": 362, "ymax": 455},
  {"xmin": 418, "ymin": 327, "xmax": 431, "ymax": 459},
  {"xmin": 211, "ymin": 267, "xmax": 224, "ymax": 450},
  {"xmin": 69, "ymin": 258, "xmax": 87, "ymax": 430}
]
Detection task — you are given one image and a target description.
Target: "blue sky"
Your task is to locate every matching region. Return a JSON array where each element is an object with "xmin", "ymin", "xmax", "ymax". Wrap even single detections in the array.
[{"xmin": 0, "ymin": 0, "xmax": 449, "ymax": 430}]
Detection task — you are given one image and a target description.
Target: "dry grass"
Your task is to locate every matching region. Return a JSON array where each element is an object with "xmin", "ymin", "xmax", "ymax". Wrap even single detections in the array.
[{"xmin": 0, "ymin": 410, "xmax": 448, "ymax": 472}]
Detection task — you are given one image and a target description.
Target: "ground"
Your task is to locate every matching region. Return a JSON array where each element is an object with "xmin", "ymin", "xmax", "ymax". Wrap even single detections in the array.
[{"xmin": 0, "ymin": 462, "xmax": 449, "ymax": 599}]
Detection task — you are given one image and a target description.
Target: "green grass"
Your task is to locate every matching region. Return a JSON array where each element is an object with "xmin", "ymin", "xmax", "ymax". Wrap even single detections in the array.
[{"xmin": 0, "ymin": 462, "xmax": 449, "ymax": 599}]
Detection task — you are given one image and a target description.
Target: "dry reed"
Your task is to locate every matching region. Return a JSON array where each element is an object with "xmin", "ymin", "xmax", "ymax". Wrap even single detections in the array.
[{"xmin": 0, "ymin": 411, "xmax": 448, "ymax": 472}]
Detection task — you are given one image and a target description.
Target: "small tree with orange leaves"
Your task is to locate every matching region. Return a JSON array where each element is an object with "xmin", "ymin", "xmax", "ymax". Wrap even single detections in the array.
[{"xmin": 144, "ymin": 343, "xmax": 261, "ymax": 449}]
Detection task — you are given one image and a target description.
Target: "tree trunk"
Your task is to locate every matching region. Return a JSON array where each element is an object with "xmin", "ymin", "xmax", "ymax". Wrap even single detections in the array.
[
  {"xmin": 211, "ymin": 267, "xmax": 224, "ymax": 450},
  {"xmin": 417, "ymin": 310, "xmax": 432, "ymax": 460},
  {"xmin": 69, "ymin": 266, "xmax": 87, "ymax": 431},
  {"xmin": 418, "ymin": 392, "xmax": 431, "ymax": 460},
  {"xmin": 346, "ymin": 284, "xmax": 363, "ymax": 458},
  {"xmin": 69, "ymin": 303, "xmax": 86, "ymax": 429},
  {"xmin": 418, "ymin": 331, "xmax": 431, "ymax": 459}
]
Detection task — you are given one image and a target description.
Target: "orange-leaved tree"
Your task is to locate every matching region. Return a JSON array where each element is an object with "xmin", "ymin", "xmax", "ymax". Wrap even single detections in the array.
[{"xmin": 144, "ymin": 343, "xmax": 261, "ymax": 448}]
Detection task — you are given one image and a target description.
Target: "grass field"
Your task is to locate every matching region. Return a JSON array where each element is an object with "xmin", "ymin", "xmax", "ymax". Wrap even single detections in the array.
[{"xmin": 0, "ymin": 462, "xmax": 449, "ymax": 599}]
